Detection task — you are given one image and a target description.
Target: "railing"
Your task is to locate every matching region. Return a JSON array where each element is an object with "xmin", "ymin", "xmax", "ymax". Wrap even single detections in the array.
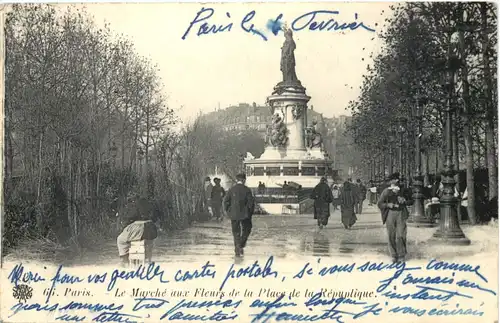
[
  {"xmin": 299, "ymin": 198, "xmax": 315, "ymax": 214},
  {"xmin": 251, "ymin": 187, "xmax": 313, "ymax": 204}
]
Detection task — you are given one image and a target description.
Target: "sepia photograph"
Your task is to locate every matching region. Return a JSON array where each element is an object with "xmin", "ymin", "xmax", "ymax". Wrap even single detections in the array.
[{"xmin": 1, "ymin": 2, "xmax": 498, "ymax": 322}]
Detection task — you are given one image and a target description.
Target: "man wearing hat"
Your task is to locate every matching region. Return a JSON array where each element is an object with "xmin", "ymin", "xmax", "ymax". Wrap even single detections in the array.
[
  {"xmin": 377, "ymin": 172, "xmax": 411, "ymax": 263},
  {"xmin": 211, "ymin": 177, "xmax": 226, "ymax": 221},
  {"xmin": 223, "ymin": 173, "xmax": 255, "ymax": 257}
]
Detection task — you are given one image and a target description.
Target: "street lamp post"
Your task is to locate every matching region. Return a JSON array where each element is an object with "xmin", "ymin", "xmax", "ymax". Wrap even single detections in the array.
[
  {"xmin": 408, "ymin": 91, "xmax": 435, "ymax": 227},
  {"xmin": 430, "ymin": 34, "xmax": 470, "ymax": 245}
]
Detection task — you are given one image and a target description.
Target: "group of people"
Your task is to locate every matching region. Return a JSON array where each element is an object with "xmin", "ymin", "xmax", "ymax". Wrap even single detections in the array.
[
  {"xmin": 205, "ymin": 173, "xmax": 255, "ymax": 257},
  {"xmin": 114, "ymin": 172, "xmax": 416, "ymax": 264},
  {"xmin": 311, "ymin": 178, "xmax": 368, "ymax": 230},
  {"xmin": 311, "ymin": 173, "xmax": 411, "ymax": 263},
  {"xmin": 116, "ymin": 173, "xmax": 255, "ymax": 263},
  {"xmin": 203, "ymin": 176, "xmax": 226, "ymax": 221},
  {"xmin": 204, "ymin": 174, "xmax": 256, "ymax": 257}
]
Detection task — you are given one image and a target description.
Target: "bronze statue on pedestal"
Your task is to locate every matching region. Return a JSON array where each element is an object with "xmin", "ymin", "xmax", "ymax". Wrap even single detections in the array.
[
  {"xmin": 273, "ymin": 28, "xmax": 304, "ymax": 94},
  {"xmin": 281, "ymin": 29, "xmax": 299, "ymax": 84}
]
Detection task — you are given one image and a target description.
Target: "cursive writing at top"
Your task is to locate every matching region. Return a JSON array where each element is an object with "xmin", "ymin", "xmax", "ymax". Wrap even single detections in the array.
[
  {"xmin": 181, "ymin": 8, "xmax": 376, "ymax": 41},
  {"xmin": 291, "ymin": 10, "xmax": 375, "ymax": 32}
]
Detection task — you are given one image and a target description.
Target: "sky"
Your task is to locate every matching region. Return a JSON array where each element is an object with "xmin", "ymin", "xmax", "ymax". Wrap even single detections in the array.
[{"xmin": 73, "ymin": 2, "xmax": 393, "ymax": 122}]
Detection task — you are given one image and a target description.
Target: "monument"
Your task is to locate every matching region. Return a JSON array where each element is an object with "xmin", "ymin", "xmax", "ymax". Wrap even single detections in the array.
[{"xmin": 244, "ymin": 28, "xmax": 336, "ymax": 215}]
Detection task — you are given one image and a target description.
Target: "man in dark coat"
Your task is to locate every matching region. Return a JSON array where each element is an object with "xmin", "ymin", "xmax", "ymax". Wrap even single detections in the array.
[
  {"xmin": 223, "ymin": 173, "xmax": 255, "ymax": 257},
  {"xmin": 311, "ymin": 177, "xmax": 334, "ymax": 229},
  {"xmin": 377, "ymin": 172, "xmax": 411, "ymax": 263}
]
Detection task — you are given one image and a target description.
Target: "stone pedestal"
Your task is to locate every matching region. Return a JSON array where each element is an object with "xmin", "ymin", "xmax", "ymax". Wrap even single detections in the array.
[
  {"xmin": 243, "ymin": 83, "xmax": 336, "ymax": 215},
  {"xmin": 306, "ymin": 148, "xmax": 327, "ymax": 160},
  {"xmin": 267, "ymin": 85, "xmax": 310, "ymax": 158}
]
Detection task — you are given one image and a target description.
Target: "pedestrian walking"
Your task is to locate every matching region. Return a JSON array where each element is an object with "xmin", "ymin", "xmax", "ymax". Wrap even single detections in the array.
[
  {"xmin": 223, "ymin": 173, "xmax": 255, "ymax": 257},
  {"xmin": 369, "ymin": 182, "xmax": 377, "ymax": 205},
  {"xmin": 311, "ymin": 177, "xmax": 334, "ymax": 229},
  {"xmin": 331, "ymin": 184, "xmax": 341, "ymax": 211},
  {"xmin": 203, "ymin": 176, "xmax": 214, "ymax": 219},
  {"xmin": 355, "ymin": 179, "xmax": 367, "ymax": 214},
  {"xmin": 377, "ymin": 172, "xmax": 411, "ymax": 263},
  {"xmin": 367, "ymin": 180, "xmax": 372, "ymax": 205},
  {"xmin": 340, "ymin": 180, "xmax": 357, "ymax": 229},
  {"xmin": 211, "ymin": 177, "xmax": 225, "ymax": 221}
]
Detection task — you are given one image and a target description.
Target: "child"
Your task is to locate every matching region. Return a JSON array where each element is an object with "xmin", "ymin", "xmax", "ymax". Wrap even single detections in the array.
[
  {"xmin": 331, "ymin": 184, "xmax": 340, "ymax": 210},
  {"xmin": 116, "ymin": 198, "xmax": 158, "ymax": 266}
]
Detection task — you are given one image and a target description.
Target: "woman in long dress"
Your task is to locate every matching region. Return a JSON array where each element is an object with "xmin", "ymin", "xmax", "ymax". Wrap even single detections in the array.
[
  {"xmin": 340, "ymin": 181, "xmax": 357, "ymax": 229},
  {"xmin": 310, "ymin": 177, "xmax": 334, "ymax": 229}
]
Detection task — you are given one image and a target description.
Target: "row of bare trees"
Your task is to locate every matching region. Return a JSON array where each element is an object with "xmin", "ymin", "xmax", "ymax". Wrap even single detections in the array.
[
  {"xmin": 347, "ymin": 2, "xmax": 497, "ymax": 223},
  {"xmin": 3, "ymin": 5, "xmax": 216, "ymax": 251}
]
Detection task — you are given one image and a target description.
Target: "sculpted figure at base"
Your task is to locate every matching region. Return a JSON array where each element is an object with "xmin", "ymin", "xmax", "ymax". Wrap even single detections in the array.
[
  {"xmin": 290, "ymin": 104, "xmax": 303, "ymax": 120},
  {"xmin": 305, "ymin": 121, "xmax": 323, "ymax": 149},
  {"xmin": 244, "ymin": 152, "xmax": 255, "ymax": 161},
  {"xmin": 265, "ymin": 125, "xmax": 273, "ymax": 146},
  {"xmin": 270, "ymin": 113, "xmax": 288, "ymax": 148}
]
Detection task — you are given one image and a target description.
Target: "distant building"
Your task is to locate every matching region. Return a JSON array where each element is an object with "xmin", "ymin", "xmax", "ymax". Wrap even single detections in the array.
[
  {"xmin": 202, "ymin": 102, "xmax": 338, "ymax": 138},
  {"xmin": 336, "ymin": 115, "xmax": 352, "ymax": 128},
  {"xmin": 220, "ymin": 103, "xmax": 271, "ymax": 133}
]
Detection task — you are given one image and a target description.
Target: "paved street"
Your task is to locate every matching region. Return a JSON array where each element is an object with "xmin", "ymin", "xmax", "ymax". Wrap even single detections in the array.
[{"xmin": 76, "ymin": 202, "xmax": 497, "ymax": 266}]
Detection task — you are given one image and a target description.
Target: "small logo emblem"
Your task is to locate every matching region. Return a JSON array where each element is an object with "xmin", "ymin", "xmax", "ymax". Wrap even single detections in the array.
[{"xmin": 13, "ymin": 284, "xmax": 33, "ymax": 303}]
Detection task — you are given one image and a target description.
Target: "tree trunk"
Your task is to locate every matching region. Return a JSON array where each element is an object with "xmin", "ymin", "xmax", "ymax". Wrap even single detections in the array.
[
  {"xmin": 35, "ymin": 132, "xmax": 45, "ymax": 231},
  {"xmin": 382, "ymin": 153, "xmax": 386, "ymax": 179},
  {"xmin": 435, "ymin": 149, "xmax": 439, "ymax": 176},
  {"xmin": 388, "ymin": 145, "xmax": 394, "ymax": 175},
  {"xmin": 423, "ymin": 150, "xmax": 430, "ymax": 186},
  {"xmin": 481, "ymin": 3, "xmax": 498, "ymax": 200},
  {"xmin": 67, "ymin": 143, "xmax": 76, "ymax": 237}
]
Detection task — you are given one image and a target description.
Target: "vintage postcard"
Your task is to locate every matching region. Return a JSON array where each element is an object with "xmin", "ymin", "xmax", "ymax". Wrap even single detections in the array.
[{"xmin": 1, "ymin": 2, "xmax": 498, "ymax": 323}]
